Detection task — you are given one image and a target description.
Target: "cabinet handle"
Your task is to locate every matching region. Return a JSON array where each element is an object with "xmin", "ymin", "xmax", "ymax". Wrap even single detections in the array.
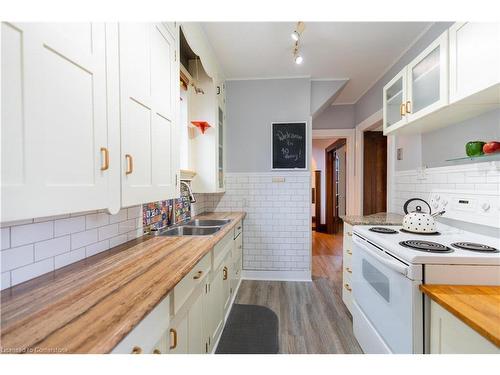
[
  {"xmin": 237, "ymin": 226, "xmax": 242, "ymax": 230},
  {"xmin": 100, "ymin": 147, "xmax": 109, "ymax": 171},
  {"xmin": 223, "ymin": 266, "xmax": 228, "ymax": 280},
  {"xmin": 125, "ymin": 154, "xmax": 133, "ymax": 175},
  {"xmin": 169, "ymin": 328, "xmax": 177, "ymax": 349},
  {"xmin": 400, "ymin": 103, "xmax": 406, "ymax": 116},
  {"xmin": 344, "ymin": 283, "xmax": 352, "ymax": 292},
  {"xmin": 238, "ymin": 245, "xmax": 242, "ymax": 249},
  {"xmin": 345, "ymin": 267, "xmax": 352, "ymax": 274},
  {"xmin": 131, "ymin": 346, "xmax": 143, "ymax": 354},
  {"xmin": 193, "ymin": 270, "xmax": 203, "ymax": 280},
  {"xmin": 347, "ymin": 250, "xmax": 352, "ymax": 255},
  {"xmin": 405, "ymin": 101, "xmax": 412, "ymax": 114},
  {"xmin": 152, "ymin": 348, "xmax": 161, "ymax": 354}
]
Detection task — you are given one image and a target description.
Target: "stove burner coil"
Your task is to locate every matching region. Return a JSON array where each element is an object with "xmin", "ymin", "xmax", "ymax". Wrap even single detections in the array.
[
  {"xmin": 369, "ymin": 227, "xmax": 398, "ymax": 234},
  {"xmin": 399, "ymin": 240, "xmax": 453, "ymax": 253},
  {"xmin": 451, "ymin": 242, "xmax": 499, "ymax": 253}
]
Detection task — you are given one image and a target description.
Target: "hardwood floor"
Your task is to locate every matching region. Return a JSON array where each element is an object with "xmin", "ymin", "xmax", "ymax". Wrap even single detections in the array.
[{"xmin": 235, "ymin": 228, "xmax": 362, "ymax": 354}]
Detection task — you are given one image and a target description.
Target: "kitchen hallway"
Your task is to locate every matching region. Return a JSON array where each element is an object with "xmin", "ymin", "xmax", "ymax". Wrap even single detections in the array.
[{"xmin": 233, "ymin": 227, "xmax": 361, "ymax": 354}]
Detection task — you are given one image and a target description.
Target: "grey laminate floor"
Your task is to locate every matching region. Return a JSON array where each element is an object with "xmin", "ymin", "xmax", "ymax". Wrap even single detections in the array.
[{"xmin": 235, "ymin": 232, "xmax": 362, "ymax": 354}]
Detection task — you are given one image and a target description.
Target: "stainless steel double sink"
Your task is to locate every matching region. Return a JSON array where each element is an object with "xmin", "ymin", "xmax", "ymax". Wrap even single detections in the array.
[{"xmin": 153, "ymin": 219, "xmax": 232, "ymax": 237}]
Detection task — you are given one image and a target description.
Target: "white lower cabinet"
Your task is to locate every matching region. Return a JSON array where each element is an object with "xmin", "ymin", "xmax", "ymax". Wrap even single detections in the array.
[
  {"xmin": 342, "ymin": 223, "xmax": 354, "ymax": 314},
  {"xmin": 112, "ymin": 221, "xmax": 244, "ymax": 354},
  {"xmin": 429, "ymin": 301, "xmax": 499, "ymax": 354}
]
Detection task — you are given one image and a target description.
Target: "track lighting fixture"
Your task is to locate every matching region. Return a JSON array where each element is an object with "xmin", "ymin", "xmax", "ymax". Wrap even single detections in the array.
[{"xmin": 291, "ymin": 22, "xmax": 305, "ymax": 65}]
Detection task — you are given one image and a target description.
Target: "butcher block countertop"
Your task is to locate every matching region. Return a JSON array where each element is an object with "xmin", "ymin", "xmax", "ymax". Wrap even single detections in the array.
[
  {"xmin": 420, "ymin": 284, "xmax": 500, "ymax": 347},
  {"xmin": 341, "ymin": 212, "xmax": 403, "ymax": 226},
  {"xmin": 0, "ymin": 212, "xmax": 245, "ymax": 354}
]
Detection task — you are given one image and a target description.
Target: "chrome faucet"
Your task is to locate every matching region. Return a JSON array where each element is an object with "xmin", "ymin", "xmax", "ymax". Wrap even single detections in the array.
[{"xmin": 180, "ymin": 180, "xmax": 196, "ymax": 203}]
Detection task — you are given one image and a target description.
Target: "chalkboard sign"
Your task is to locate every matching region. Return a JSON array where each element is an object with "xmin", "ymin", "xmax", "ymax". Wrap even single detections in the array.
[{"xmin": 271, "ymin": 122, "xmax": 307, "ymax": 170}]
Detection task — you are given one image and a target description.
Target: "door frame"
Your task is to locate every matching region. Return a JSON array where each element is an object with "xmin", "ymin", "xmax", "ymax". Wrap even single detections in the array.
[
  {"xmin": 312, "ymin": 129, "xmax": 355, "ymax": 216},
  {"xmin": 325, "ymin": 138, "xmax": 346, "ymax": 234}
]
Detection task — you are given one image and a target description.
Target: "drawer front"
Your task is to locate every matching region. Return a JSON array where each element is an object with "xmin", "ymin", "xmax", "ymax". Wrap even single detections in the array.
[
  {"xmin": 112, "ymin": 295, "xmax": 170, "ymax": 354},
  {"xmin": 213, "ymin": 231, "xmax": 234, "ymax": 271},
  {"xmin": 342, "ymin": 271, "xmax": 353, "ymax": 313},
  {"xmin": 233, "ymin": 221, "xmax": 242, "ymax": 239},
  {"xmin": 173, "ymin": 252, "xmax": 211, "ymax": 315}
]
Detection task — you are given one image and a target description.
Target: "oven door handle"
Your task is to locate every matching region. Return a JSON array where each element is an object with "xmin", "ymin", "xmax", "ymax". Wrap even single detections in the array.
[{"xmin": 354, "ymin": 236, "xmax": 409, "ymax": 277}]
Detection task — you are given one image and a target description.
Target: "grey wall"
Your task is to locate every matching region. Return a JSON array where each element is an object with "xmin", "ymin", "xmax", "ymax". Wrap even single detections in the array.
[
  {"xmin": 310, "ymin": 79, "xmax": 348, "ymax": 117},
  {"xmin": 422, "ymin": 109, "xmax": 500, "ymax": 167},
  {"xmin": 225, "ymin": 78, "xmax": 311, "ymax": 172},
  {"xmin": 395, "ymin": 133, "xmax": 422, "ymax": 171},
  {"xmin": 312, "ymin": 104, "xmax": 355, "ymax": 129},
  {"xmin": 353, "ymin": 22, "xmax": 453, "ymax": 125}
]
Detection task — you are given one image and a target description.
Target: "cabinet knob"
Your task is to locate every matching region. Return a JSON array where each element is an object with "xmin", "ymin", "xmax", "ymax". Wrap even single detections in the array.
[
  {"xmin": 347, "ymin": 232, "xmax": 352, "ymax": 237},
  {"xmin": 169, "ymin": 328, "xmax": 178, "ymax": 350},
  {"xmin": 344, "ymin": 283, "xmax": 352, "ymax": 292},
  {"xmin": 345, "ymin": 267, "xmax": 352, "ymax": 274},
  {"xmin": 152, "ymin": 348, "xmax": 161, "ymax": 354},
  {"xmin": 125, "ymin": 154, "xmax": 134, "ymax": 175},
  {"xmin": 131, "ymin": 346, "xmax": 143, "ymax": 354},
  {"xmin": 100, "ymin": 147, "xmax": 109, "ymax": 171},
  {"xmin": 193, "ymin": 270, "xmax": 203, "ymax": 280},
  {"xmin": 346, "ymin": 250, "xmax": 352, "ymax": 255}
]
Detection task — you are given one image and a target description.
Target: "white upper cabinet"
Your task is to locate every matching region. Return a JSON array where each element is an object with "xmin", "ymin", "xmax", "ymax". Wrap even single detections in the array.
[
  {"xmin": 383, "ymin": 68, "xmax": 407, "ymax": 132},
  {"xmin": 119, "ymin": 23, "xmax": 179, "ymax": 207},
  {"xmin": 384, "ymin": 24, "xmax": 500, "ymax": 136},
  {"xmin": 449, "ymin": 22, "xmax": 500, "ymax": 103},
  {"xmin": 405, "ymin": 31, "xmax": 449, "ymax": 122},
  {"xmin": 1, "ymin": 23, "xmax": 114, "ymax": 222}
]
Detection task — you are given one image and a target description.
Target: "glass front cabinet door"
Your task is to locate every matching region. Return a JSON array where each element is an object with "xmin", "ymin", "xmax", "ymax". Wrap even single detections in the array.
[
  {"xmin": 383, "ymin": 68, "xmax": 407, "ymax": 133},
  {"xmin": 405, "ymin": 31, "xmax": 449, "ymax": 122}
]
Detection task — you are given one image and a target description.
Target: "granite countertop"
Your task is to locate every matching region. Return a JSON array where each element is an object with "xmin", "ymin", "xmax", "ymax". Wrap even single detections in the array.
[
  {"xmin": 420, "ymin": 284, "xmax": 500, "ymax": 347},
  {"xmin": 0, "ymin": 212, "xmax": 246, "ymax": 354},
  {"xmin": 341, "ymin": 212, "xmax": 404, "ymax": 226}
]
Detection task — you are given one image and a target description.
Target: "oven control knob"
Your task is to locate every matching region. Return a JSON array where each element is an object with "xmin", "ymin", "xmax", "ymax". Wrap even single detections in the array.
[
  {"xmin": 442, "ymin": 200, "xmax": 448, "ymax": 206},
  {"xmin": 432, "ymin": 202, "xmax": 439, "ymax": 209},
  {"xmin": 434, "ymin": 194, "xmax": 440, "ymax": 201},
  {"xmin": 481, "ymin": 202, "xmax": 490, "ymax": 212}
]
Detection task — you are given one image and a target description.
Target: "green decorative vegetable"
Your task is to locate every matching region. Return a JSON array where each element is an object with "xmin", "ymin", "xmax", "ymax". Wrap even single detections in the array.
[{"xmin": 466, "ymin": 141, "xmax": 485, "ymax": 157}]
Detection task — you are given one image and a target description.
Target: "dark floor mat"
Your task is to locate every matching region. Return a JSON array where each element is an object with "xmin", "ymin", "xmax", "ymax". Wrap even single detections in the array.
[{"xmin": 215, "ymin": 304, "xmax": 279, "ymax": 354}]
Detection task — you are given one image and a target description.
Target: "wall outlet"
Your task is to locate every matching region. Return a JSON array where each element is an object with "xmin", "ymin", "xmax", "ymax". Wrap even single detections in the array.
[
  {"xmin": 272, "ymin": 177, "xmax": 285, "ymax": 183},
  {"xmin": 397, "ymin": 148, "xmax": 403, "ymax": 161}
]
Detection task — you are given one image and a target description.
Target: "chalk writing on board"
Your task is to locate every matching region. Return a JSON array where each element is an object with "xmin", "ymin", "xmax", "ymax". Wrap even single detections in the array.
[{"xmin": 272, "ymin": 122, "xmax": 306, "ymax": 169}]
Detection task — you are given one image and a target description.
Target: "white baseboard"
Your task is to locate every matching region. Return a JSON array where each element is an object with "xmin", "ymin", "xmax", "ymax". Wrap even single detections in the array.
[{"xmin": 241, "ymin": 269, "xmax": 312, "ymax": 282}]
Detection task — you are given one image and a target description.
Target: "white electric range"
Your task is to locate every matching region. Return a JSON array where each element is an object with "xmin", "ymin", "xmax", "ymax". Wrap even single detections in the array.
[{"xmin": 350, "ymin": 190, "xmax": 500, "ymax": 354}]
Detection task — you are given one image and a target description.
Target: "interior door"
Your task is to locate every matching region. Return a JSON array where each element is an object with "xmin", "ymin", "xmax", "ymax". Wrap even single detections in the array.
[
  {"xmin": 363, "ymin": 131, "xmax": 387, "ymax": 215},
  {"xmin": 119, "ymin": 23, "xmax": 178, "ymax": 207},
  {"xmin": 1, "ymin": 22, "xmax": 110, "ymax": 221}
]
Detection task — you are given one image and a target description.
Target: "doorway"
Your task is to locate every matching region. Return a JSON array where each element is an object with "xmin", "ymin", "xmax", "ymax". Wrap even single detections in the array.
[
  {"xmin": 363, "ymin": 131, "xmax": 387, "ymax": 215},
  {"xmin": 325, "ymin": 138, "xmax": 346, "ymax": 234}
]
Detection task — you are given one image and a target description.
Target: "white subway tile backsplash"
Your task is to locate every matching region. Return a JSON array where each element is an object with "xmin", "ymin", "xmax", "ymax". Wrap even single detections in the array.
[
  {"xmin": 11, "ymin": 221, "xmax": 53, "ymax": 247},
  {"xmin": 54, "ymin": 248, "xmax": 86, "ymax": 269},
  {"xmin": 0, "ymin": 205, "xmax": 143, "ymax": 290},
  {"xmin": 86, "ymin": 240, "xmax": 110, "ymax": 257},
  {"xmin": 34, "ymin": 236, "xmax": 71, "ymax": 261},
  {"xmin": 1, "ymin": 227, "xmax": 10, "ymax": 250},
  {"xmin": 1, "ymin": 244, "xmax": 34, "ymax": 272},
  {"xmin": 71, "ymin": 229, "xmax": 98, "ymax": 250},
  {"xmin": 86, "ymin": 213, "xmax": 110, "ymax": 229},
  {"xmin": 11, "ymin": 258, "xmax": 54, "ymax": 285},
  {"xmin": 98, "ymin": 224, "xmax": 119, "ymax": 241},
  {"xmin": 54, "ymin": 216, "xmax": 85, "ymax": 236},
  {"xmin": 391, "ymin": 163, "xmax": 500, "ymax": 214}
]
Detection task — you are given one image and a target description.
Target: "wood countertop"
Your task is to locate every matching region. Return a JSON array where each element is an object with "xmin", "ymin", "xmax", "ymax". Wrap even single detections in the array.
[
  {"xmin": 0, "ymin": 212, "xmax": 245, "ymax": 354},
  {"xmin": 420, "ymin": 284, "xmax": 500, "ymax": 347}
]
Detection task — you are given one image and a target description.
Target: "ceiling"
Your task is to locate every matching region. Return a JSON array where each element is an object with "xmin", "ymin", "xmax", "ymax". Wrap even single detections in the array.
[{"xmin": 201, "ymin": 22, "xmax": 432, "ymax": 104}]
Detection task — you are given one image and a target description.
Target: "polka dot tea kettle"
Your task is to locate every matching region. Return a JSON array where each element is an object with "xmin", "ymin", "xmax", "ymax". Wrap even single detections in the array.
[{"xmin": 402, "ymin": 198, "xmax": 445, "ymax": 234}]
